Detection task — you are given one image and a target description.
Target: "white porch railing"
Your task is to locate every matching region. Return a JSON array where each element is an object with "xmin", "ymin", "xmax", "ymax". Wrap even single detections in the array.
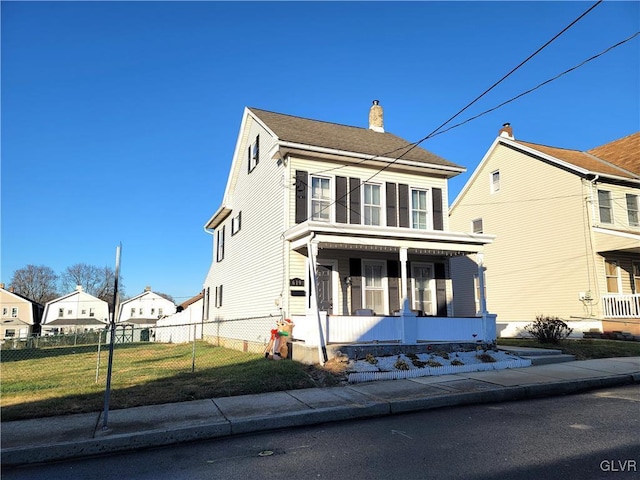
[
  {"xmin": 291, "ymin": 313, "xmax": 497, "ymax": 346},
  {"xmin": 602, "ymin": 294, "xmax": 640, "ymax": 318}
]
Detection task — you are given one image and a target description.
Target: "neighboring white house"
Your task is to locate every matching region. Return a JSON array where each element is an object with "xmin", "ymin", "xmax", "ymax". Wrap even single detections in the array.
[
  {"xmin": 0, "ymin": 283, "xmax": 44, "ymax": 339},
  {"xmin": 202, "ymin": 102, "xmax": 496, "ymax": 361},
  {"xmin": 117, "ymin": 287, "xmax": 176, "ymax": 325},
  {"xmin": 41, "ymin": 286, "xmax": 109, "ymax": 334},
  {"xmin": 449, "ymin": 126, "xmax": 640, "ymax": 337},
  {"xmin": 155, "ymin": 292, "xmax": 204, "ymax": 343}
]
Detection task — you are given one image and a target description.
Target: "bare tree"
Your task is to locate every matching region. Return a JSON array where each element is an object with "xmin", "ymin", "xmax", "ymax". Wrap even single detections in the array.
[
  {"xmin": 60, "ymin": 263, "xmax": 125, "ymax": 305},
  {"xmin": 155, "ymin": 292, "xmax": 175, "ymax": 304},
  {"xmin": 10, "ymin": 265, "xmax": 59, "ymax": 305}
]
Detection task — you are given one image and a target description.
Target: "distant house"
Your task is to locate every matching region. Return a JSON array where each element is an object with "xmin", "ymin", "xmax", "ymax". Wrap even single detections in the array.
[
  {"xmin": 202, "ymin": 102, "xmax": 496, "ymax": 361},
  {"xmin": 155, "ymin": 292, "xmax": 204, "ymax": 343},
  {"xmin": 0, "ymin": 283, "xmax": 44, "ymax": 339},
  {"xmin": 449, "ymin": 127, "xmax": 640, "ymax": 336},
  {"xmin": 41, "ymin": 286, "xmax": 109, "ymax": 334},
  {"xmin": 117, "ymin": 287, "xmax": 176, "ymax": 341}
]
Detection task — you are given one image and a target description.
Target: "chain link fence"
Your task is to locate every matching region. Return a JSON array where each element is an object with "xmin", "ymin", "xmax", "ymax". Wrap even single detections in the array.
[{"xmin": 1, "ymin": 315, "xmax": 293, "ymax": 421}]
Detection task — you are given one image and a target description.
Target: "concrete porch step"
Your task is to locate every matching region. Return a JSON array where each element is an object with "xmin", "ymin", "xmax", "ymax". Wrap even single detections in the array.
[
  {"xmin": 498, "ymin": 345, "xmax": 578, "ymax": 365},
  {"xmin": 520, "ymin": 353, "xmax": 577, "ymax": 366}
]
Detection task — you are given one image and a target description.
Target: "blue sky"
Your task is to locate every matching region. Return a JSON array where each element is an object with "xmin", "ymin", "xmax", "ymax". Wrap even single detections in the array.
[{"xmin": 2, "ymin": 1, "xmax": 638, "ymax": 302}]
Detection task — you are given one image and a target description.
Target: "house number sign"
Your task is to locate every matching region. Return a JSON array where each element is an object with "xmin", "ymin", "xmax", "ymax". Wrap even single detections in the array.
[{"xmin": 289, "ymin": 278, "xmax": 304, "ymax": 287}]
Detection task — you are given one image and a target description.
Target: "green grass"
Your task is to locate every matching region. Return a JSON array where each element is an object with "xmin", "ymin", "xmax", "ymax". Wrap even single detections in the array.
[
  {"xmin": 498, "ymin": 338, "xmax": 640, "ymax": 360},
  {"xmin": 1, "ymin": 342, "xmax": 344, "ymax": 422},
  {"xmin": 3, "ymin": 338, "xmax": 638, "ymax": 422}
]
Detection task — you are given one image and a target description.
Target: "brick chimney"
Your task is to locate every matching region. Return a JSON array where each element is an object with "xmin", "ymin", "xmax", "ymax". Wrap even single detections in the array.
[
  {"xmin": 145, "ymin": 286, "xmax": 151, "ymax": 292},
  {"xmin": 0, "ymin": 283, "xmax": 4, "ymax": 290},
  {"xmin": 499, "ymin": 122, "xmax": 514, "ymax": 140},
  {"xmin": 369, "ymin": 100, "xmax": 384, "ymax": 133}
]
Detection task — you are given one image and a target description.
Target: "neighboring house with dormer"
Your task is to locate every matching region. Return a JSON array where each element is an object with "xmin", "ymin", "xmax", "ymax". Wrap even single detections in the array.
[
  {"xmin": 0, "ymin": 283, "xmax": 44, "ymax": 339},
  {"xmin": 450, "ymin": 127, "xmax": 640, "ymax": 336},
  {"xmin": 116, "ymin": 287, "xmax": 176, "ymax": 341},
  {"xmin": 203, "ymin": 102, "xmax": 496, "ymax": 361},
  {"xmin": 41, "ymin": 286, "xmax": 109, "ymax": 334}
]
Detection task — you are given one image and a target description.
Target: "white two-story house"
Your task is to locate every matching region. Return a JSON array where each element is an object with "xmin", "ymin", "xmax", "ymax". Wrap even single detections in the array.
[
  {"xmin": 117, "ymin": 287, "xmax": 176, "ymax": 341},
  {"xmin": 41, "ymin": 286, "xmax": 110, "ymax": 334},
  {"xmin": 203, "ymin": 103, "xmax": 495, "ymax": 362},
  {"xmin": 450, "ymin": 127, "xmax": 640, "ymax": 337}
]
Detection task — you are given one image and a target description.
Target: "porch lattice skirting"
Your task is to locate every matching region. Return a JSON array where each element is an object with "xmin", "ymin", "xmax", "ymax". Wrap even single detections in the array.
[{"xmin": 347, "ymin": 358, "xmax": 532, "ymax": 383}]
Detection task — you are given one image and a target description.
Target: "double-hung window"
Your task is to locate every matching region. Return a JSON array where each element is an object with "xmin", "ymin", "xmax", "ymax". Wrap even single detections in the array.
[
  {"xmin": 626, "ymin": 194, "xmax": 639, "ymax": 226},
  {"xmin": 311, "ymin": 176, "xmax": 331, "ymax": 221},
  {"xmin": 411, "ymin": 188, "xmax": 429, "ymax": 230},
  {"xmin": 363, "ymin": 261, "xmax": 385, "ymax": 314},
  {"xmin": 490, "ymin": 170, "xmax": 500, "ymax": 193},
  {"xmin": 605, "ymin": 259, "xmax": 620, "ymax": 293},
  {"xmin": 363, "ymin": 183, "xmax": 381, "ymax": 226},
  {"xmin": 11, "ymin": 307, "xmax": 18, "ymax": 318},
  {"xmin": 248, "ymin": 135, "xmax": 259, "ymax": 173},
  {"xmin": 217, "ymin": 225, "xmax": 226, "ymax": 262},
  {"xmin": 598, "ymin": 190, "xmax": 612, "ymax": 224}
]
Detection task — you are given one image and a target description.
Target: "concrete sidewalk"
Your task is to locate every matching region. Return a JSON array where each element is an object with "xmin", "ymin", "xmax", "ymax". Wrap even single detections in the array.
[{"xmin": 2, "ymin": 356, "xmax": 639, "ymax": 467}]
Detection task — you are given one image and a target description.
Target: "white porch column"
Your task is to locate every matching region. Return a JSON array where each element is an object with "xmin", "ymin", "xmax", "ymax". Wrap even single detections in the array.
[
  {"xmin": 400, "ymin": 247, "xmax": 409, "ymax": 310},
  {"xmin": 477, "ymin": 252, "xmax": 488, "ymax": 316},
  {"xmin": 307, "ymin": 240, "xmax": 327, "ymax": 364}
]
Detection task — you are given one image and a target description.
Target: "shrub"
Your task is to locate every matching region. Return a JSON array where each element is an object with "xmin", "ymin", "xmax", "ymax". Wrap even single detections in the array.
[
  {"xmin": 475, "ymin": 353, "xmax": 496, "ymax": 363},
  {"xmin": 394, "ymin": 356, "xmax": 410, "ymax": 370},
  {"xmin": 365, "ymin": 353, "xmax": 378, "ymax": 365},
  {"xmin": 525, "ymin": 315, "xmax": 573, "ymax": 344}
]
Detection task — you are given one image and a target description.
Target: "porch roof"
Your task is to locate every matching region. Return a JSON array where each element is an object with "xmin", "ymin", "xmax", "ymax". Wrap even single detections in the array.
[
  {"xmin": 284, "ymin": 221, "xmax": 494, "ymax": 254},
  {"xmin": 593, "ymin": 227, "xmax": 640, "ymax": 255}
]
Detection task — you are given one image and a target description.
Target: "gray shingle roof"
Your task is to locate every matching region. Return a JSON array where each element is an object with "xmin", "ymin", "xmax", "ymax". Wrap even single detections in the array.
[{"xmin": 248, "ymin": 107, "xmax": 463, "ymax": 170}]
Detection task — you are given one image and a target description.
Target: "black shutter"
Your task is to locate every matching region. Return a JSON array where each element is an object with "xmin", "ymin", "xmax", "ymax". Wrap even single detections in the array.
[
  {"xmin": 398, "ymin": 184, "xmax": 409, "ymax": 228},
  {"xmin": 255, "ymin": 135, "xmax": 259, "ymax": 166},
  {"xmin": 387, "ymin": 260, "xmax": 400, "ymax": 313},
  {"xmin": 435, "ymin": 263, "xmax": 447, "ymax": 316},
  {"xmin": 247, "ymin": 146, "xmax": 252, "ymax": 174},
  {"xmin": 295, "ymin": 170, "xmax": 308, "ymax": 223},
  {"xmin": 349, "ymin": 258, "xmax": 362, "ymax": 313},
  {"xmin": 336, "ymin": 176, "xmax": 348, "ymax": 223},
  {"xmin": 349, "ymin": 178, "xmax": 361, "ymax": 224},
  {"xmin": 432, "ymin": 188, "xmax": 443, "ymax": 230},
  {"xmin": 386, "ymin": 182, "xmax": 397, "ymax": 227}
]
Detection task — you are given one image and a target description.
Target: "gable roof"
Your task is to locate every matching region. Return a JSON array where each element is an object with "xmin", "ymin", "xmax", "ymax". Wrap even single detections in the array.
[
  {"xmin": 248, "ymin": 107, "xmax": 463, "ymax": 170},
  {"xmin": 451, "ymin": 131, "xmax": 640, "ymax": 211},
  {"xmin": 516, "ymin": 131, "xmax": 639, "ymax": 180}
]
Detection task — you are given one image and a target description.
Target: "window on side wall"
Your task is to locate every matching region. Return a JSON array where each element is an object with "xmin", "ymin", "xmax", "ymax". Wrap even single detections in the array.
[
  {"xmin": 248, "ymin": 135, "xmax": 259, "ymax": 173},
  {"xmin": 626, "ymin": 194, "xmax": 639, "ymax": 226},
  {"xmin": 311, "ymin": 176, "xmax": 331, "ymax": 221},
  {"xmin": 472, "ymin": 218, "xmax": 483, "ymax": 234},
  {"xmin": 11, "ymin": 308, "xmax": 18, "ymax": 318},
  {"xmin": 598, "ymin": 190, "xmax": 612, "ymax": 223},
  {"xmin": 632, "ymin": 261, "xmax": 640, "ymax": 294},
  {"xmin": 5, "ymin": 329, "xmax": 15, "ymax": 338},
  {"xmin": 411, "ymin": 188, "xmax": 429, "ymax": 230},
  {"xmin": 2, "ymin": 307, "xmax": 7, "ymax": 316},
  {"xmin": 89, "ymin": 308, "xmax": 95, "ymax": 317},
  {"xmin": 58, "ymin": 308, "xmax": 64, "ymax": 318},
  {"xmin": 363, "ymin": 183, "xmax": 382, "ymax": 225},
  {"xmin": 605, "ymin": 259, "xmax": 619, "ymax": 293},
  {"xmin": 231, "ymin": 211, "xmax": 242, "ymax": 235},
  {"xmin": 363, "ymin": 261, "xmax": 385, "ymax": 314},
  {"xmin": 490, "ymin": 170, "xmax": 500, "ymax": 193},
  {"xmin": 217, "ymin": 225, "xmax": 226, "ymax": 262}
]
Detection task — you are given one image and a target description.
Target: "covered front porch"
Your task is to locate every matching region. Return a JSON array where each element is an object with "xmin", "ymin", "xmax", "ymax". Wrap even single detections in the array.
[{"xmin": 284, "ymin": 222, "xmax": 496, "ymax": 361}]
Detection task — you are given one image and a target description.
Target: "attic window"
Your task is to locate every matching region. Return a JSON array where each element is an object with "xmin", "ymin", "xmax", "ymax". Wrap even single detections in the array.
[
  {"xmin": 490, "ymin": 170, "xmax": 500, "ymax": 194},
  {"xmin": 472, "ymin": 218, "xmax": 483, "ymax": 234},
  {"xmin": 248, "ymin": 135, "xmax": 259, "ymax": 173}
]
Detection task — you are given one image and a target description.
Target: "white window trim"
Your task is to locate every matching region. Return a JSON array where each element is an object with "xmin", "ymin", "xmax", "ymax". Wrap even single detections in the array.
[
  {"xmin": 362, "ymin": 182, "xmax": 384, "ymax": 226},
  {"xmin": 310, "ymin": 175, "xmax": 333, "ymax": 222},
  {"xmin": 411, "ymin": 262, "xmax": 436, "ymax": 315},
  {"xmin": 626, "ymin": 194, "xmax": 639, "ymax": 227},
  {"xmin": 472, "ymin": 218, "xmax": 483, "ymax": 234},
  {"xmin": 361, "ymin": 260, "xmax": 388, "ymax": 315},
  {"xmin": 632, "ymin": 261, "xmax": 640, "ymax": 294},
  {"xmin": 410, "ymin": 187, "xmax": 431, "ymax": 230},
  {"xmin": 598, "ymin": 189, "xmax": 613, "ymax": 224},
  {"xmin": 490, "ymin": 170, "xmax": 500, "ymax": 194},
  {"xmin": 604, "ymin": 258, "xmax": 621, "ymax": 294}
]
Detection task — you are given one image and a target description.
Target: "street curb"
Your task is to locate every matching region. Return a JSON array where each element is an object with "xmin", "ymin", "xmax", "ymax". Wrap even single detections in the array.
[{"xmin": 2, "ymin": 375, "xmax": 638, "ymax": 467}]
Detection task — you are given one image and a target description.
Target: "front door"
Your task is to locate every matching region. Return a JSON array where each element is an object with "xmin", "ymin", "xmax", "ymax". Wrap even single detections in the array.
[
  {"xmin": 317, "ymin": 264, "xmax": 333, "ymax": 313},
  {"xmin": 412, "ymin": 263, "xmax": 435, "ymax": 315}
]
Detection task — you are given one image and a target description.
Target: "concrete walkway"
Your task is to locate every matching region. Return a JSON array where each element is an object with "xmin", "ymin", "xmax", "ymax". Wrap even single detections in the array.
[{"xmin": 2, "ymin": 356, "xmax": 639, "ymax": 467}]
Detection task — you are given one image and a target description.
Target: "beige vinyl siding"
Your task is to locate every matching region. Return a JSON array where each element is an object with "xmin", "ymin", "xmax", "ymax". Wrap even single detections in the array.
[
  {"xmin": 286, "ymin": 156, "xmax": 450, "ymax": 230},
  {"xmin": 592, "ymin": 182, "xmax": 640, "ymax": 231},
  {"xmin": 205, "ymin": 116, "xmax": 286, "ymax": 319},
  {"xmin": 450, "ymin": 143, "xmax": 594, "ymax": 322}
]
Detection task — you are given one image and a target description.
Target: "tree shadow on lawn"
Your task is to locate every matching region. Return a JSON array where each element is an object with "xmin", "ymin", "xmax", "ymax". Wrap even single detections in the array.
[
  {"xmin": 1, "ymin": 358, "xmax": 345, "ymax": 422},
  {"xmin": 0, "ymin": 343, "xmax": 144, "ymax": 363}
]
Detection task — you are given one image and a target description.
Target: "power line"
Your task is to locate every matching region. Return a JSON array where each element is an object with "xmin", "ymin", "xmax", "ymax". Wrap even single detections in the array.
[{"xmin": 302, "ymin": 1, "xmax": 606, "ymax": 221}]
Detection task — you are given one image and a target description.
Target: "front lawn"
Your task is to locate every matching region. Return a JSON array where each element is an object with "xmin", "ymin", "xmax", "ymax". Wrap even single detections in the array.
[{"xmin": 497, "ymin": 338, "xmax": 640, "ymax": 360}]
